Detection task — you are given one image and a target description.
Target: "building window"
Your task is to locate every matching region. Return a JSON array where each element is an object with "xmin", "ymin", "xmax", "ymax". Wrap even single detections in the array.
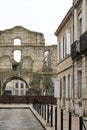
[
  {"xmin": 63, "ymin": 76, "xmax": 66, "ymax": 98},
  {"xmin": 58, "ymin": 29, "xmax": 71, "ymax": 62},
  {"xmin": 77, "ymin": 59, "xmax": 82, "ymax": 98},
  {"xmin": 15, "ymin": 90, "xmax": 18, "ymax": 95},
  {"xmin": 15, "ymin": 82, "xmax": 18, "ymax": 88},
  {"xmin": 68, "ymin": 74, "xmax": 70, "ymax": 98},
  {"xmin": 21, "ymin": 83, "xmax": 24, "ymax": 88},
  {"xmin": 78, "ymin": 12, "xmax": 82, "ymax": 37},
  {"xmin": 21, "ymin": 90, "xmax": 24, "ymax": 95},
  {"xmin": 78, "ymin": 70, "xmax": 82, "ymax": 98}
]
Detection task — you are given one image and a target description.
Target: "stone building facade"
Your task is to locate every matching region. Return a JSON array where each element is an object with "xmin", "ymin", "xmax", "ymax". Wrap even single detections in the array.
[
  {"xmin": 55, "ymin": 8, "xmax": 73, "ymax": 111},
  {"xmin": 71, "ymin": 0, "xmax": 87, "ymax": 116},
  {"xmin": 55, "ymin": 0, "xmax": 87, "ymax": 116},
  {"xmin": 0, "ymin": 26, "xmax": 57, "ymax": 95}
]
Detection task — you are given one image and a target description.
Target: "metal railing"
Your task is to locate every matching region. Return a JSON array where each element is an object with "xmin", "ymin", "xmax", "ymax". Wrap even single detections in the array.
[{"xmin": 0, "ymin": 95, "xmax": 56, "ymax": 104}]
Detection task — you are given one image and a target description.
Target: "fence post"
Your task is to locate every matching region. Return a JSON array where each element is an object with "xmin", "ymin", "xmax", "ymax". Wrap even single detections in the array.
[
  {"xmin": 79, "ymin": 107, "xmax": 83, "ymax": 130},
  {"xmin": 61, "ymin": 109, "xmax": 63, "ymax": 130},
  {"xmin": 68, "ymin": 111, "xmax": 72, "ymax": 130},
  {"xmin": 44, "ymin": 104, "xmax": 46, "ymax": 120},
  {"xmin": 55, "ymin": 106, "xmax": 57, "ymax": 130},
  {"xmin": 40, "ymin": 103, "xmax": 41, "ymax": 116},
  {"xmin": 42, "ymin": 103, "xmax": 43, "ymax": 118},
  {"xmin": 50, "ymin": 105, "xmax": 53, "ymax": 127},
  {"xmin": 79, "ymin": 116, "xmax": 83, "ymax": 130},
  {"xmin": 47, "ymin": 104, "xmax": 49, "ymax": 123}
]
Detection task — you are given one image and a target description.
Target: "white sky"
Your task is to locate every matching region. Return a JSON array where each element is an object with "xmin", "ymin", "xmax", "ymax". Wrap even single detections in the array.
[{"xmin": 0, "ymin": 0, "xmax": 72, "ymax": 45}]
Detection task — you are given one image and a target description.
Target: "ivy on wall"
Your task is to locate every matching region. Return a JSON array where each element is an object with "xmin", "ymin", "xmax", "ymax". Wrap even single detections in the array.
[{"xmin": 29, "ymin": 73, "xmax": 41, "ymax": 95}]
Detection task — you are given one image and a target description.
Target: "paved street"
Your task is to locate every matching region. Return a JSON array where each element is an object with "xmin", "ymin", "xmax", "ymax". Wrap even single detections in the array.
[{"xmin": 0, "ymin": 108, "xmax": 44, "ymax": 130}]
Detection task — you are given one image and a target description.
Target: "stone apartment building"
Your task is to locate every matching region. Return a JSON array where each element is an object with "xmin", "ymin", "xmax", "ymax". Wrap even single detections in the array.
[
  {"xmin": 71, "ymin": 0, "xmax": 87, "ymax": 115},
  {"xmin": 55, "ymin": 8, "xmax": 73, "ymax": 111},
  {"xmin": 55, "ymin": 0, "xmax": 87, "ymax": 116}
]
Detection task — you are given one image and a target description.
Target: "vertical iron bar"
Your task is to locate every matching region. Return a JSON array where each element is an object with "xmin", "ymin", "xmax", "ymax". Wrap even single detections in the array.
[
  {"xmin": 44, "ymin": 104, "xmax": 46, "ymax": 120},
  {"xmin": 55, "ymin": 107, "xmax": 57, "ymax": 130},
  {"xmin": 61, "ymin": 109, "xmax": 63, "ymax": 130},
  {"xmin": 40, "ymin": 103, "xmax": 41, "ymax": 115},
  {"xmin": 69, "ymin": 112, "xmax": 72, "ymax": 130},
  {"xmin": 51, "ymin": 105, "xmax": 53, "ymax": 127},
  {"xmin": 79, "ymin": 116, "xmax": 83, "ymax": 130},
  {"xmin": 47, "ymin": 104, "xmax": 49, "ymax": 123},
  {"xmin": 42, "ymin": 103, "xmax": 43, "ymax": 118}
]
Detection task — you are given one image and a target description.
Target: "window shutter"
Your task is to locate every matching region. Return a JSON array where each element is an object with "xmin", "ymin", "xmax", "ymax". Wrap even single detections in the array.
[
  {"xmin": 69, "ymin": 74, "xmax": 72, "ymax": 98},
  {"xmin": 54, "ymin": 78, "xmax": 60, "ymax": 98},
  {"xmin": 63, "ymin": 35, "xmax": 66, "ymax": 57},
  {"xmin": 66, "ymin": 30, "xmax": 71, "ymax": 54},
  {"xmin": 61, "ymin": 38, "xmax": 63, "ymax": 60},
  {"xmin": 66, "ymin": 75, "xmax": 68, "ymax": 98}
]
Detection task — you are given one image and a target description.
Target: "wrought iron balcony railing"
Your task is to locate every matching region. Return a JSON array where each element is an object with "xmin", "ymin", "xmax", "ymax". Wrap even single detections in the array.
[
  {"xmin": 71, "ymin": 31, "xmax": 87, "ymax": 60},
  {"xmin": 80, "ymin": 31, "xmax": 87, "ymax": 53},
  {"xmin": 71, "ymin": 40, "xmax": 80, "ymax": 59}
]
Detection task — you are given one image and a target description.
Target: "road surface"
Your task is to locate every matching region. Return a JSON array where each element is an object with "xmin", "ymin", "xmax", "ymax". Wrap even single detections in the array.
[{"xmin": 0, "ymin": 108, "xmax": 44, "ymax": 130}]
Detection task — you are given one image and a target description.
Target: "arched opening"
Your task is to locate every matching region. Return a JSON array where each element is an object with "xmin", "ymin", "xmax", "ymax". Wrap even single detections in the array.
[
  {"xmin": 43, "ymin": 50, "xmax": 53, "ymax": 72},
  {"xmin": 13, "ymin": 50, "xmax": 21, "ymax": 62},
  {"xmin": 44, "ymin": 50, "xmax": 52, "ymax": 67},
  {"xmin": 3, "ymin": 76, "xmax": 29, "ymax": 95},
  {"xmin": 14, "ymin": 38, "xmax": 21, "ymax": 45}
]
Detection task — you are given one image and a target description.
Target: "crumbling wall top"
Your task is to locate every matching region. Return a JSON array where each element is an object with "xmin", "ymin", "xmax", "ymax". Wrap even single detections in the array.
[{"xmin": 0, "ymin": 26, "xmax": 45, "ymax": 46}]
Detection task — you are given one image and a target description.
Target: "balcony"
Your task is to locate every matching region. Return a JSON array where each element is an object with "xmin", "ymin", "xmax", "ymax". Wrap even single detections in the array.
[
  {"xmin": 71, "ymin": 40, "xmax": 80, "ymax": 60},
  {"xmin": 80, "ymin": 31, "xmax": 87, "ymax": 53},
  {"xmin": 71, "ymin": 31, "xmax": 87, "ymax": 60}
]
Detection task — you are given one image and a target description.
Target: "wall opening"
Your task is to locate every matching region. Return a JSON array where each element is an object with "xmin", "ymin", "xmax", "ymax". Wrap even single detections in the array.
[
  {"xmin": 14, "ymin": 38, "xmax": 21, "ymax": 45},
  {"xmin": 4, "ymin": 79, "xmax": 28, "ymax": 95},
  {"xmin": 42, "ymin": 50, "xmax": 53, "ymax": 73},
  {"xmin": 13, "ymin": 50, "xmax": 21, "ymax": 62}
]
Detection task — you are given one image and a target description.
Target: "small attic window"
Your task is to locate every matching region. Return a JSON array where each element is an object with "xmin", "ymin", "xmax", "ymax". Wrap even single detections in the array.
[{"xmin": 14, "ymin": 38, "xmax": 21, "ymax": 45}]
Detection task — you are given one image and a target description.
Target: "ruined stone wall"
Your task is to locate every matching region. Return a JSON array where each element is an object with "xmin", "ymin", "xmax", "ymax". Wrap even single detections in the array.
[
  {"xmin": 0, "ymin": 26, "xmax": 57, "ymax": 93},
  {"xmin": 0, "ymin": 26, "xmax": 45, "ymax": 46}
]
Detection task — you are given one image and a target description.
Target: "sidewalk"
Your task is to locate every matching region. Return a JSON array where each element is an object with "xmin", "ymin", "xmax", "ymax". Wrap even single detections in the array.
[
  {"xmin": 30, "ymin": 104, "xmax": 87, "ymax": 130},
  {"xmin": 0, "ymin": 103, "xmax": 30, "ymax": 109},
  {"xmin": 29, "ymin": 104, "xmax": 54, "ymax": 130}
]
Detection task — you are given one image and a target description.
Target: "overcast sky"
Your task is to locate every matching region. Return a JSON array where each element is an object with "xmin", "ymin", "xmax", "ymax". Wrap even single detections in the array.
[{"xmin": 0, "ymin": 0, "xmax": 72, "ymax": 45}]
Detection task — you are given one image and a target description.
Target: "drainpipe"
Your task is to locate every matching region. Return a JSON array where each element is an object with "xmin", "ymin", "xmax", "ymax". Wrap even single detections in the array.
[
  {"xmin": 72, "ymin": 3, "xmax": 74, "ymax": 109},
  {"xmin": 72, "ymin": 3, "xmax": 75, "ymax": 110}
]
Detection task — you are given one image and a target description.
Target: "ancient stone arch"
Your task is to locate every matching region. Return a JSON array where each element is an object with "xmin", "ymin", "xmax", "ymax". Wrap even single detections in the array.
[
  {"xmin": 3, "ymin": 76, "xmax": 28, "ymax": 91},
  {"xmin": 0, "ymin": 26, "xmax": 57, "ymax": 95}
]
